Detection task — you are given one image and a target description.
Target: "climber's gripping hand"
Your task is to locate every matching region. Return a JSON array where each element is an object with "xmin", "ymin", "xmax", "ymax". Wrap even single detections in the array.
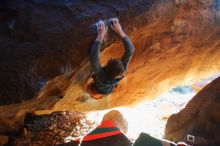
[
  {"xmin": 109, "ymin": 18, "xmax": 126, "ymax": 38},
  {"xmin": 96, "ymin": 20, "xmax": 107, "ymax": 42}
]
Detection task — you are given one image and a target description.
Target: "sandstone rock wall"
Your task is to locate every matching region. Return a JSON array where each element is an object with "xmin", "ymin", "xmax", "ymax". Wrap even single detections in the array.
[
  {"xmin": 0, "ymin": 0, "xmax": 159, "ymax": 105},
  {"xmin": 36, "ymin": 0, "xmax": 220, "ymax": 112}
]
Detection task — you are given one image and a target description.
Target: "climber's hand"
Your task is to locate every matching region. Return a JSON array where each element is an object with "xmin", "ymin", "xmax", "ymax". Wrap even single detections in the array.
[
  {"xmin": 96, "ymin": 20, "xmax": 107, "ymax": 42},
  {"xmin": 110, "ymin": 18, "xmax": 126, "ymax": 38}
]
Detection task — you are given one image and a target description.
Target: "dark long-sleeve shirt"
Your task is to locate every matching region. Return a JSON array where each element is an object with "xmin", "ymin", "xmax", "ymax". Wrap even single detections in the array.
[{"xmin": 88, "ymin": 36, "xmax": 135, "ymax": 94}]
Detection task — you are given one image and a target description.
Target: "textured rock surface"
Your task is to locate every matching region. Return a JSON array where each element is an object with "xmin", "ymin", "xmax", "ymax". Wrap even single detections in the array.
[
  {"xmin": 0, "ymin": 0, "xmax": 220, "ymax": 143},
  {"xmin": 0, "ymin": 0, "xmax": 159, "ymax": 105},
  {"xmin": 165, "ymin": 77, "xmax": 220, "ymax": 146},
  {"xmin": 34, "ymin": 0, "xmax": 220, "ymax": 112},
  {"xmin": 0, "ymin": 135, "xmax": 8, "ymax": 145}
]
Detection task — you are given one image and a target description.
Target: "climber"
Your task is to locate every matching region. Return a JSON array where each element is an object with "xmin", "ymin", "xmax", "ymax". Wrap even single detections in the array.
[{"xmin": 88, "ymin": 18, "xmax": 135, "ymax": 99}]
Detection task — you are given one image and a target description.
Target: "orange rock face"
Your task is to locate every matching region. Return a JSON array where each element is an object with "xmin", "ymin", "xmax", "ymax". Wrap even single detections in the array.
[{"xmin": 37, "ymin": 0, "xmax": 220, "ymax": 112}]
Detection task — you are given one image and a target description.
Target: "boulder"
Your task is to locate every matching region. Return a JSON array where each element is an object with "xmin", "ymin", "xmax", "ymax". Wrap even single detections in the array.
[
  {"xmin": 0, "ymin": 0, "xmax": 159, "ymax": 105},
  {"xmin": 165, "ymin": 77, "xmax": 220, "ymax": 146}
]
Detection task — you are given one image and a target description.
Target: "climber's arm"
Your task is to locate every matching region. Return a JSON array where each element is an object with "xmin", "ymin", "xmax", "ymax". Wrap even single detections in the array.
[
  {"xmin": 88, "ymin": 20, "xmax": 107, "ymax": 74},
  {"xmin": 88, "ymin": 40, "xmax": 102, "ymax": 73},
  {"xmin": 121, "ymin": 35, "xmax": 135, "ymax": 71},
  {"xmin": 110, "ymin": 18, "xmax": 134, "ymax": 71}
]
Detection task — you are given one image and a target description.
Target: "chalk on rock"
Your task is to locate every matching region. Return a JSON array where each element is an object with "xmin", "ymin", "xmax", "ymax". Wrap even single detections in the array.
[{"xmin": 175, "ymin": 0, "xmax": 188, "ymax": 6}]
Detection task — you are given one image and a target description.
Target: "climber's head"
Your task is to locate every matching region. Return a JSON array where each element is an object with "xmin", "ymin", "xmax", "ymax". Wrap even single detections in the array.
[{"xmin": 105, "ymin": 59, "xmax": 125, "ymax": 79}]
